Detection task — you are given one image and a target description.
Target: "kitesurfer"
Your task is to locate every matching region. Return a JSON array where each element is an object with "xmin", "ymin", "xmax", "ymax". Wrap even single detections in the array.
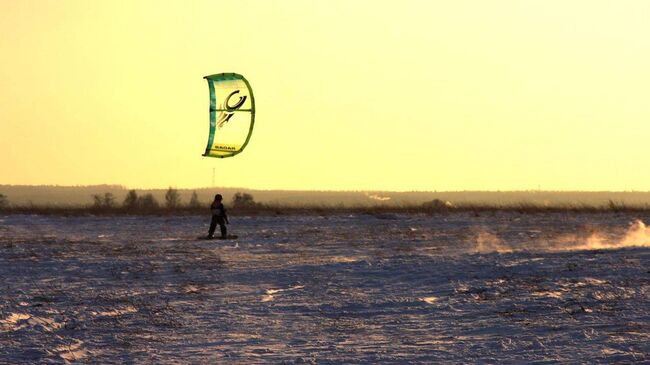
[{"xmin": 207, "ymin": 194, "xmax": 229, "ymax": 239}]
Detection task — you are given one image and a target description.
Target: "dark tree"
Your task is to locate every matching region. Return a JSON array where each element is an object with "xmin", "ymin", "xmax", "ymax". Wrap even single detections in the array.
[
  {"xmin": 92, "ymin": 194, "xmax": 103, "ymax": 208},
  {"xmin": 188, "ymin": 191, "xmax": 201, "ymax": 208},
  {"xmin": 233, "ymin": 192, "xmax": 256, "ymax": 207},
  {"xmin": 123, "ymin": 190, "xmax": 139, "ymax": 209},
  {"xmin": 165, "ymin": 187, "xmax": 181, "ymax": 208},
  {"xmin": 103, "ymin": 193, "xmax": 115, "ymax": 208},
  {"xmin": 92, "ymin": 192, "xmax": 116, "ymax": 209},
  {"xmin": 138, "ymin": 193, "xmax": 159, "ymax": 209}
]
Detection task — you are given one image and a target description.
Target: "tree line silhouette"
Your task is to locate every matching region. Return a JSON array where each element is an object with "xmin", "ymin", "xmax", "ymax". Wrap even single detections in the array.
[{"xmin": 95, "ymin": 188, "xmax": 205, "ymax": 210}]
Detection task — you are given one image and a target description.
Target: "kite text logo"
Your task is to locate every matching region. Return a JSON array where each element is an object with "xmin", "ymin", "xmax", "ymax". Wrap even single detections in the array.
[{"xmin": 215, "ymin": 145, "xmax": 236, "ymax": 151}]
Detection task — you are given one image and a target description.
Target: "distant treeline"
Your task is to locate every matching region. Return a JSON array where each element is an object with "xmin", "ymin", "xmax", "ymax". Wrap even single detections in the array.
[
  {"xmin": 5, "ymin": 185, "xmax": 650, "ymax": 209},
  {"xmin": 1, "ymin": 189, "xmax": 650, "ymax": 216},
  {"xmin": 0, "ymin": 189, "xmax": 260, "ymax": 215}
]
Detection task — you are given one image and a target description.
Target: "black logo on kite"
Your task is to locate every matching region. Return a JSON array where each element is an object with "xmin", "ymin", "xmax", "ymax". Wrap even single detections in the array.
[{"xmin": 217, "ymin": 90, "xmax": 247, "ymax": 129}]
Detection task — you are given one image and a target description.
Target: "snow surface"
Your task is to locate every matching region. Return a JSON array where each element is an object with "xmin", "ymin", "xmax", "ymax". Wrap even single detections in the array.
[{"xmin": 0, "ymin": 212, "xmax": 648, "ymax": 363}]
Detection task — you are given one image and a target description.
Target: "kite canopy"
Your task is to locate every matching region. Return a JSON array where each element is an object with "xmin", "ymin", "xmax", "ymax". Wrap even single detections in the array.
[{"xmin": 203, "ymin": 73, "xmax": 255, "ymax": 158}]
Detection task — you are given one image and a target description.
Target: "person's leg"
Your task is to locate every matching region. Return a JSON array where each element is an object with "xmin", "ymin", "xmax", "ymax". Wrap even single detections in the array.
[
  {"xmin": 208, "ymin": 215, "xmax": 218, "ymax": 237},
  {"xmin": 217, "ymin": 217, "xmax": 227, "ymax": 238}
]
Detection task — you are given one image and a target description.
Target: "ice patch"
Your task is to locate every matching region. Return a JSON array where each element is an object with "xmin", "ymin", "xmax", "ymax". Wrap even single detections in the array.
[
  {"xmin": 532, "ymin": 290, "xmax": 564, "ymax": 299},
  {"xmin": 52, "ymin": 339, "xmax": 87, "ymax": 362},
  {"xmin": 183, "ymin": 285, "xmax": 202, "ymax": 294},
  {"xmin": 95, "ymin": 305, "xmax": 138, "ymax": 317},
  {"xmin": 261, "ymin": 295, "xmax": 274, "ymax": 302},
  {"xmin": 0, "ymin": 313, "xmax": 31, "ymax": 330},
  {"xmin": 0, "ymin": 313, "xmax": 62, "ymax": 332},
  {"xmin": 266, "ymin": 285, "xmax": 304, "ymax": 295},
  {"xmin": 262, "ymin": 285, "xmax": 305, "ymax": 302},
  {"xmin": 420, "ymin": 296, "xmax": 438, "ymax": 304},
  {"xmin": 331, "ymin": 256, "xmax": 362, "ymax": 263}
]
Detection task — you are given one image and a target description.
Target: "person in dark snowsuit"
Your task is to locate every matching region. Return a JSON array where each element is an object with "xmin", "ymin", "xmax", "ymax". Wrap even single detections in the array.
[{"xmin": 207, "ymin": 194, "xmax": 229, "ymax": 238}]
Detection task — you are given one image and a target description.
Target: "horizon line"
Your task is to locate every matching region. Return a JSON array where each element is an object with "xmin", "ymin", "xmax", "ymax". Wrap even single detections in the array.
[{"xmin": 2, "ymin": 184, "xmax": 650, "ymax": 194}]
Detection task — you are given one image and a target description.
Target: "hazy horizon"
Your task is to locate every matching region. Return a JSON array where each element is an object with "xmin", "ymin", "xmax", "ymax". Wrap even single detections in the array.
[{"xmin": 6, "ymin": 182, "xmax": 650, "ymax": 193}]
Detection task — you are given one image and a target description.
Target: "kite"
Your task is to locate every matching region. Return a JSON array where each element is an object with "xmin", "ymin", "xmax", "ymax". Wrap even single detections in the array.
[{"xmin": 202, "ymin": 73, "xmax": 255, "ymax": 158}]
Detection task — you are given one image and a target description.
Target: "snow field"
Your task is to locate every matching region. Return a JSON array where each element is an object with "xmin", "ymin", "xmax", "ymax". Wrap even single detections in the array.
[{"xmin": 0, "ymin": 213, "xmax": 648, "ymax": 363}]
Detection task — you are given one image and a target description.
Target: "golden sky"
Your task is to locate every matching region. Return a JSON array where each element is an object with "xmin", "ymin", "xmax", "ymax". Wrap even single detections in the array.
[{"xmin": 2, "ymin": 0, "xmax": 650, "ymax": 191}]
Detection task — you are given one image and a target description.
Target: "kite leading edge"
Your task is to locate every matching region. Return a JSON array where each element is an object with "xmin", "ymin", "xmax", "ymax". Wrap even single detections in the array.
[{"xmin": 202, "ymin": 73, "xmax": 255, "ymax": 158}]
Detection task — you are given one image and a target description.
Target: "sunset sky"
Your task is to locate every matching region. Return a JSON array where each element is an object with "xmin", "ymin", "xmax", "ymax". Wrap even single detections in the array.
[{"xmin": 2, "ymin": 0, "xmax": 650, "ymax": 191}]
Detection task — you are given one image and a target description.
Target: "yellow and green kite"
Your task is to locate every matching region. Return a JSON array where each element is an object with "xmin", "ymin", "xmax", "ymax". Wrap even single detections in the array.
[{"xmin": 202, "ymin": 73, "xmax": 255, "ymax": 158}]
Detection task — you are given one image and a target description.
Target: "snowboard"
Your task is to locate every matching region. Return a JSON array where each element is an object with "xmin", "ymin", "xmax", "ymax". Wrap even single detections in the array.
[{"xmin": 197, "ymin": 235, "xmax": 238, "ymax": 240}]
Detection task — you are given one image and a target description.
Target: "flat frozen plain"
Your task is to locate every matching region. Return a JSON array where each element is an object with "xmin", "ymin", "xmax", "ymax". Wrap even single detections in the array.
[{"xmin": 1, "ymin": 212, "xmax": 648, "ymax": 364}]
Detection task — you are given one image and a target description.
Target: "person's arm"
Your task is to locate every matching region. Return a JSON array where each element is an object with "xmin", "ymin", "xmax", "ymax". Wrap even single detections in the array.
[{"xmin": 223, "ymin": 206, "xmax": 229, "ymax": 224}]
